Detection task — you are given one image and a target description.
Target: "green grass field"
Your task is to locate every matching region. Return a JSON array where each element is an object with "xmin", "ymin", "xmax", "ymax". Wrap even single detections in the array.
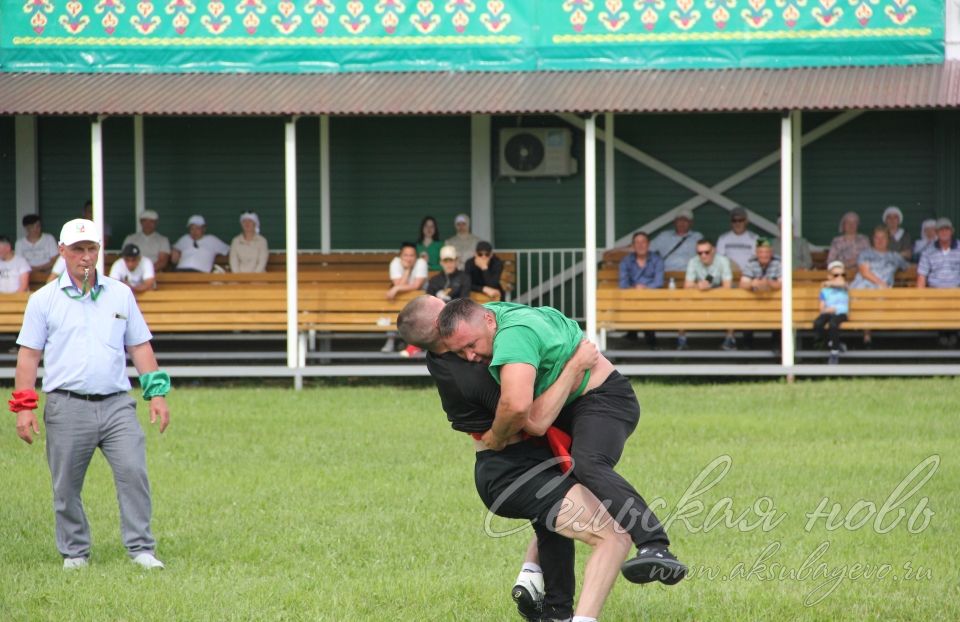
[{"xmin": 1, "ymin": 378, "xmax": 958, "ymax": 621}]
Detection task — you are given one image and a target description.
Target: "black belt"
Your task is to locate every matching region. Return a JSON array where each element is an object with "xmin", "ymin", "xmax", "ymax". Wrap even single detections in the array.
[{"xmin": 52, "ymin": 389, "xmax": 126, "ymax": 402}]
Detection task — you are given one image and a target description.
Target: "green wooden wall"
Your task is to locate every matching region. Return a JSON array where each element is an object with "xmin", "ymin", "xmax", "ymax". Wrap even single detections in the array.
[
  {"xmin": 18, "ymin": 110, "xmax": 960, "ymax": 252},
  {"xmin": 0, "ymin": 117, "xmax": 14, "ymax": 238}
]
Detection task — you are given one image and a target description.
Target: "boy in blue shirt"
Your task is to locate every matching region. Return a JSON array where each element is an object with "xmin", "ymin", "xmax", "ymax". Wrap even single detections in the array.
[{"xmin": 814, "ymin": 260, "xmax": 850, "ymax": 365}]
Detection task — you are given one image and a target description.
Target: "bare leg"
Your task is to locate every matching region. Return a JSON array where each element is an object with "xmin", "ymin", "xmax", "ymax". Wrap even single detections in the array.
[{"xmin": 551, "ymin": 484, "xmax": 632, "ymax": 619}]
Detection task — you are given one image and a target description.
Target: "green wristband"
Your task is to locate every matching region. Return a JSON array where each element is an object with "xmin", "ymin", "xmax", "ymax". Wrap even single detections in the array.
[{"xmin": 140, "ymin": 370, "xmax": 171, "ymax": 401}]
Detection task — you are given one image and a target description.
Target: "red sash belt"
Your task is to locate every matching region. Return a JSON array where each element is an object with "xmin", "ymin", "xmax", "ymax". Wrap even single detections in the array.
[{"xmin": 471, "ymin": 426, "xmax": 573, "ymax": 474}]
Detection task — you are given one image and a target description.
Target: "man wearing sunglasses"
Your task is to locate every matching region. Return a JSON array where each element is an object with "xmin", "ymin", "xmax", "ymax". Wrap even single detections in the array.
[
  {"xmin": 683, "ymin": 239, "xmax": 734, "ymax": 350},
  {"xmin": 465, "ymin": 241, "xmax": 504, "ymax": 301},
  {"xmin": 717, "ymin": 207, "xmax": 758, "ymax": 272}
]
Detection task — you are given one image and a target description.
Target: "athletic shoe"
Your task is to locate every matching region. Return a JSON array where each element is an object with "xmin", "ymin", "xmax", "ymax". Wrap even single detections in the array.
[
  {"xmin": 828, "ymin": 350, "xmax": 840, "ymax": 365},
  {"xmin": 63, "ymin": 557, "xmax": 88, "ymax": 570},
  {"xmin": 380, "ymin": 338, "xmax": 395, "ymax": 353},
  {"xmin": 131, "ymin": 553, "xmax": 165, "ymax": 569},
  {"xmin": 676, "ymin": 337, "xmax": 688, "ymax": 351},
  {"xmin": 512, "ymin": 569, "xmax": 544, "ymax": 621},
  {"xmin": 621, "ymin": 545, "xmax": 687, "ymax": 585},
  {"xmin": 721, "ymin": 337, "xmax": 736, "ymax": 351}
]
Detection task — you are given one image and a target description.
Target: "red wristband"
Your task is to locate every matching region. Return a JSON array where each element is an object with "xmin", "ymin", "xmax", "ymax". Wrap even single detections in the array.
[{"xmin": 9, "ymin": 389, "xmax": 39, "ymax": 413}]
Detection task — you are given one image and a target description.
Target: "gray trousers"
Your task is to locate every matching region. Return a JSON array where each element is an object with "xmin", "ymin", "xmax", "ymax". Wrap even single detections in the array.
[{"xmin": 44, "ymin": 391, "xmax": 156, "ymax": 559}]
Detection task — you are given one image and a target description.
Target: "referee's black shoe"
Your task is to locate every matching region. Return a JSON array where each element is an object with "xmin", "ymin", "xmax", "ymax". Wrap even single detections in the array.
[{"xmin": 621, "ymin": 545, "xmax": 688, "ymax": 585}]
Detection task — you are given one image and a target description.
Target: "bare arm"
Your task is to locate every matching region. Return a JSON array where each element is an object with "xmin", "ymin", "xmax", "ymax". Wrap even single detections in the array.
[
  {"xmin": 17, "ymin": 272, "xmax": 29, "ymax": 293},
  {"xmin": 13, "ymin": 346, "xmax": 43, "ymax": 444},
  {"xmin": 481, "ymin": 363, "xmax": 536, "ymax": 450},
  {"xmin": 154, "ymin": 252, "xmax": 170, "ymax": 272},
  {"xmin": 128, "ymin": 341, "xmax": 170, "ymax": 433},
  {"xmin": 170, "ymin": 248, "xmax": 181, "ymax": 266},
  {"xmin": 132, "ymin": 277, "xmax": 155, "ymax": 293},
  {"xmin": 525, "ymin": 341, "xmax": 599, "ymax": 436}
]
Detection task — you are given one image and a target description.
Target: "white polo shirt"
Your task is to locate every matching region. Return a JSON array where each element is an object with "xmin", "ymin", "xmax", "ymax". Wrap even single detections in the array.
[
  {"xmin": 0, "ymin": 255, "xmax": 31, "ymax": 293},
  {"xmin": 173, "ymin": 234, "xmax": 230, "ymax": 272},
  {"xmin": 109, "ymin": 256, "xmax": 156, "ymax": 287},
  {"xmin": 17, "ymin": 271, "xmax": 153, "ymax": 394}
]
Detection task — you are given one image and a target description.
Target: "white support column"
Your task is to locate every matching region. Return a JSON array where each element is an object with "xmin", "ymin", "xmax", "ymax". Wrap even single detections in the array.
[
  {"xmin": 14, "ymin": 116, "xmax": 38, "ymax": 228},
  {"xmin": 948, "ymin": 0, "xmax": 960, "ymax": 60},
  {"xmin": 791, "ymin": 111, "xmax": 802, "ymax": 237},
  {"xmin": 584, "ymin": 114, "xmax": 598, "ymax": 344},
  {"xmin": 285, "ymin": 117, "xmax": 300, "ymax": 374},
  {"xmin": 604, "ymin": 113, "xmax": 616, "ymax": 249},
  {"xmin": 134, "ymin": 115, "xmax": 146, "ymax": 228},
  {"xmin": 470, "ymin": 115, "xmax": 494, "ymax": 243},
  {"xmin": 91, "ymin": 116, "xmax": 106, "ymax": 274},
  {"xmin": 780, "ymin": 112, "xmax": 796, "ymax": 370},
  {"xmin": 319, "ymin": 115, "xmax": 331, "ymax": 253}
]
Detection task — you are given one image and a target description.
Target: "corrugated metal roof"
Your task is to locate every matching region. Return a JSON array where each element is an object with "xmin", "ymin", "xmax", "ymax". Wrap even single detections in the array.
[{"xmin": 1, "ymin": 63, "xmax": 959, "ymax": 116}]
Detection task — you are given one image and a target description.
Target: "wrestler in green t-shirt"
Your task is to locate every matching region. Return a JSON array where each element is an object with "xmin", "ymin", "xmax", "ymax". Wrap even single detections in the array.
[{"xmin": 484, "ymin": 302, "xmax": 589, "ymax": 399}]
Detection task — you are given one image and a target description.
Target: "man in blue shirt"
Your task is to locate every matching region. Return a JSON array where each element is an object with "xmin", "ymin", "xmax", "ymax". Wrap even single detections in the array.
[
  {"xmin": 12, "ymin": 219, "xmax": 171, "ymax": 570},
  {"xmin": 917, "ymin": 218, "xmax": 960, "ymax": 347},
  {"xmin": 618, "ymin": 231, "xmax": 664, "ymax": 348}
]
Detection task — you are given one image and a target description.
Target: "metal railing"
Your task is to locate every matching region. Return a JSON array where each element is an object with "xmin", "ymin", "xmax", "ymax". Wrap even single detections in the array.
[{"xmin": 504, "ymin": 248, "xmax": 586, "ymax": 322}]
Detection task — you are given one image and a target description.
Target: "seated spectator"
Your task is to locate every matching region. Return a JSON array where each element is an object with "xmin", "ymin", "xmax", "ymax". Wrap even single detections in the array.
[
  {"xmin": 229, "ymin": 211, "xmax": 269, "ymax": 273},
  {"xmin": 416, "ymin": 216, "xmax": 443, "ymax": 271},
  {"xmin": 0, "ymin": 235, "xmax": 31, "ymax": 294},
  {"xmin": 772, "ymin": 217, "xmax": 813, "ymax": 270},
  {"xmin": 882, "ymin": 206, "xmax": 912, "ymax": 261},
  {"xmin": 445, "ymin": 213, "xmax": 480, "ymax": 269},
  {"xmin": 682, "ymin": 239, "xmax": 734, "ymax": 351},
  {"xmin": 47, "ymin": 256, "xmax": 66, "ymax": 283},
  {"xmin": 649, "ymin": 208, "xmax": 703, "ymax": 273},
  {"xmin": 382, "ymin": 242, "xmax": 429, "ymax": 353},
  {"xmin": 108, "ymin": 243, "xmax": 156, "ymax": 293},
  {"xmin": 850, "ymin": 226, "xmax": 908, "ymax": 348},
  {"xmin": 717, "ymin": 207, "xmax": 758, "ymax": 271},
  {"xmin": 122, "ymin": 210, "xmax": 171, "ymax": 271},
  {"xmin": 917, "ymin": 218, "xmax": 960, "ymax": 347},
  {"xmin": 171, "ymin": 215, "xmax": 230, "ymax": 273},
  {"xmin": 464, "ymin": 241, "xmax": 504, "ymax": 301},
  {"xmin": 827, "ymin": 211, "xmax": 870, "ymax": 270},
  {"xmin": 619, "ymin": 231, "xmax": 664, "ymax": 348},
  {"xmin": 912, "ymin": 218, "xmax": 937, "ymax": 261},
  {"xmin": 427, "ymin": 245, "xmax": 472, "ymax": 302},
  {"xmin": 814, "ymin": 261, "xmax": 850, "ymax": 365},
  {"xmin": 82, "ymin": 199, "xmax": 112, "ymax": 248},
  {"xmin": 738, "ymin": 238, "xmax": 782, "ymax": 350},
  {"xmin": 16, "ymin": 214, "xmax": 59, "ymax": 272}
]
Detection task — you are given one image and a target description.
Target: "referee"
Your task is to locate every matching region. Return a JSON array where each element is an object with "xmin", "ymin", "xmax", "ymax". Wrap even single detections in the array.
[{"xmin": 10, "ymin": 218, "xmax": 171, "ymax": 570}]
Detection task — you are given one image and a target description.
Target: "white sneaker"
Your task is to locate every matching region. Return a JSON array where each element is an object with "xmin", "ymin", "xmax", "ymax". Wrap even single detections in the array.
[
  {"xmin": 63, "ymin": 557, "xmax": 88, "ymax": 570},
  {"xmin": 131, "ymin": 552, "xmax": 165, "ymax": 569},
  {"xmin": 380, "ymin": 338, "xmax": 395, "ymax": 353}
]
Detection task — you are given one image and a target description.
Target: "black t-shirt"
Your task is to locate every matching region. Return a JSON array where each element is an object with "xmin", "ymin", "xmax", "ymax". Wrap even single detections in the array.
[
  {"xmin": 426, "ymin": 270, "xmax": 472, "ymax": 301},
  {"xmin": 465, "ymin": 255, "xmax": 505, "ymax": 295},
  {"xmin": 425, "ymin": 351, "xmax": 501, "ymax": 433}
]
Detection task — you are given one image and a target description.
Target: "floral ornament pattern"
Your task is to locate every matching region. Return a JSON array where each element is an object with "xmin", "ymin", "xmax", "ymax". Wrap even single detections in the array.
[
  {"xmin": 811, "ymin": 0, "xmax": 842, "ymax": 25},
  {"xmin": 668, "ymin": 0, "xmax": 700, "ymax": 29},
  {"xmin": 479, "ymin": 0, "xmax": 509, "ymax": 32},
  {"xmin": 339, "ymin": 0, "xmax": 370, "ymax": 33},
  {"xmin": 598, "ymin": 0, "xmax": 629, "ymax": 31},
  {"xmin": 24, "ymin": 0, "xmax": 55, "ymax": 34},
  {"xmin": 445, "ymin": 0, "xmax": 474, "ymax": 32},
  {"xmin": 271, "ymin": 0, "xmax": 301, "ymax": 33},
  {"xmin": 741, "ymin": 0, "xmax": 772, "ymax": 27},
  {"xmin": 884, "ymin": 0, "xmax": 914, "ymax": 24},
  {"xmin": 410, "ymin": 0, "xmax": 440, "ymax": 32},
  {"xmin": 774, "ymin": 0, "xmax": 806, "ymax": 28},
  {"xmin": 200, "ymin": 0, "xmax": 231, "ymax": 33},
  {"xmin": 130, "ymin": 0, "xmax": 160, "ymax": 33},
  {"xmin": 59, "ymin": 0, "xmax": 91, "ymax": 33},
  {"xmin": 304, "ymin": 0, "xmax": 335, "ymax": 35},
  {"xmin": 165, "ymin": 0, "xmax": 194, "ymax": 34},
  {"xmin": 376, "ymin": 0, "xmax": 406, "ymax": 33}
]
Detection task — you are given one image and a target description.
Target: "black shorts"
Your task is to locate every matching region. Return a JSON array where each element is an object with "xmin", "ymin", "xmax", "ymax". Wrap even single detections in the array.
[{"xmin": 474, "ymin": 438, "xmax": 577, "ymax": 530}]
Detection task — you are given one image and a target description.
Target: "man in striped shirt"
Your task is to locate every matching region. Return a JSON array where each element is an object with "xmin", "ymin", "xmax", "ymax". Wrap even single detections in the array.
[{"xmin": 917, "ymin": 218, "xmax": 960, "ymax": 347}]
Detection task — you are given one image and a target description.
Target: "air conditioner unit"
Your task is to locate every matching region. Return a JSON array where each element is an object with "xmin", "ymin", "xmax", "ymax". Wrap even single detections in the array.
[{"xmin": 499, "ymin": 128, "xmax": 578, "ymax": 177}]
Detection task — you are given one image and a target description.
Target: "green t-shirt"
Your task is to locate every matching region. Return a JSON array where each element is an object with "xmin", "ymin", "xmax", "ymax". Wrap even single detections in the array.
[
  {"xmin": 486, "ymin": 302, "xmax": 584, "ymax": 398},
  {"xmin": 417, "ymin": 240, "xmax": 443, "ymax": 271}
]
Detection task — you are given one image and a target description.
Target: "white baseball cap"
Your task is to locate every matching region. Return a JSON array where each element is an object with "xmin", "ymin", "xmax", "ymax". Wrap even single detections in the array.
[
  {"xmin": 59, "ymin": 218, "xmax": 102, "ymax": 247},
  {"xmin": 454, "ymin": 213, "xmax": 470, "ymax": 225},
  {"xmin": 140, "ymin": 209, "xmax": 159, "ymax": 221},
  {"xmin": 187, "ymin": 214, "xmax": 206, "ymax": 227},
  {"xmin": 439, "ymin": 245, "xmax": 458, "ymax": 260}
]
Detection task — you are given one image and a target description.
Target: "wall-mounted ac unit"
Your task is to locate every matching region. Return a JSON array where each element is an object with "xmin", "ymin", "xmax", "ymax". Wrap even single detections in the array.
[{"xmin": 499, "ymin": 128, "xmax": 578, "ymax": 177}]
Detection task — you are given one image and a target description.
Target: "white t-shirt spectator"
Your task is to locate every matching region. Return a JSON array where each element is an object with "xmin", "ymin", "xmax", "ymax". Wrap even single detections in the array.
[
  {"xmin": 389, "ymin": 256, "xmax": 429, "ymax": 283},
  {"xmin": 717, "ymin": 230, "xmax": 758, "ymax": 271},
  {"xmin": 122, "ymin": 231, "xmax": 171, "ymax": 264},
  {"xmin": 173, "ymin": 234, "xmax": 230, "ymax": 272},
  {"xmin": 0, "ymin": 255, "xmax": 31, "ymax": 293},
  {"xmin": 15, "ymin": 233, "xmax": 59, "ymax": 268},
  {"xmin": 109, "ymin": 256, "xmax": 156, "ymax": 287}
]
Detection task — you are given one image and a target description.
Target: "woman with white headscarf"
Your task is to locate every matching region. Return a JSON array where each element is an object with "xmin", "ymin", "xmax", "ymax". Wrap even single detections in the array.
[
  {"xmin": 827, "ymin": 211, "xmax": 870, "ymax": 270},
  {"xmin": 882, "ymin": 206, "xmax": 912, "ymax": 260},
  {"xmin": 229, "ymin": 211, "xmax": 269, "ymax": 273},
  {"xmin": 912, "ymin": 218, "xmax": 938, "ymax": 261}
]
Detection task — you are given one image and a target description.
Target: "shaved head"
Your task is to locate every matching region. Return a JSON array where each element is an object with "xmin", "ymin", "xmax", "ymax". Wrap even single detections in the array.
[{"xmin": 397, "ymin": 295, "xmax": 446, "ymax": 351}]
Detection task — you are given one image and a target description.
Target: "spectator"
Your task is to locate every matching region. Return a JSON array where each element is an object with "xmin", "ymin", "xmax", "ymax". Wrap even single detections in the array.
[
  {"xmin": 917, "ymin": 218, "xmax": 960, "ymax": 347},
  {"xmin": 717, "ymin": 207, "xmax": 758, "ymax": 271},
  {"xmin": 649, "ymin": 208, "xmax": 703, "ymax": 273},
  {"xmin": 416, "ymin": 216, "xmax": 443, "ymax": 271},
  {"xmin": 81, "ymin": 199, "xmax": 112, "ymax": 248},
  {"xmin": 464, "ymin": 241, "xmax": 504, "ymax": 301},
  {"xmin": 619, "ymin": 231, "xmax": 664, "ymax": 349},
  {"xmin": 171, "ymin": 215, "xmax": 230, "ymax": 273},
  {"xmin": 16, "ymin": 214, "xmax": 59, "ymax": 272},
  {"xmin": 772, "ymin": 217, "xmax": 813, "ymax": 270},
  {"xmin": 382, "ymin": 242, "xmax": 429, "ymax": 353},
  {"xmin": 827, "ymin": 211, "xmax": 870, "ymax": 270},
  {"xmin": 229, "ymin": 211, "xmax": 269, "ymax": 273},
  {"xmin": 47, "ymin": 256, "xmax": 66, "ymax": 283},
  {"xmin": 682, "ymin": 239, "xmax": 734, "ymax": 351},
  {"xmin": 122, "ymin": 210, "xmax": 171, "ymax": 271},
  {"xmin": 426, "ymin": 245, "xmax": 472, "ymax": 302},
  {"xmin": 814, "ymin": 261, "xmax": 850, "ymax": 365},
  {"xmin": 445, "ymin": 213, "xmax": 480, "ymax": 269},
  {"xmin": 882, "ymin": 206, "xmax": 912, "ymax": 261},
  {"xmin": 850, "ymin": 227, "xmax": 908, "ymax": 348},
  {"xmin": 738, "ymin": 238, "xmax": 782, "ymax": 350},
  {"xmin": 0, "ymin": 235, "xmax": 31, "ymax": 294},
  {"xmin": 912, "ymin": 218, "xmax": 937, "ymax": 261},
  {"xmin": 109, "ymin": 244, "xmax": 156, "ymax": 293}
]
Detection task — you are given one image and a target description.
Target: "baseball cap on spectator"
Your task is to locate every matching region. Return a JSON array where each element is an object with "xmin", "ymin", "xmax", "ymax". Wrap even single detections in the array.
[
  {"xmin": 676, "ymin": 209, "xmax": 694, "ymax": 221},
  {"xmin": 454, "ymin": 214, "xmax": 470, "ymax": 226},
  {"xmin": 756, "ymin": 237, "xmax": 772, "ymax": 248},
  {"xmin": 140, "ymin": 209, "xmax": 159, "ymax": 221},
  {"xmin": 187, "ymin": 215, "xmax": 206, "ymax": 227},
  {"xmin": 935, "ymin": 217, "xmax": 954, "ymax": 230},
  {"xmin": 475, "ymin": 241, "xmax": 493, "ymax": 254},
  {"xmin": 883, "ymin": 206, "xmax": 904, "ymax": 223},
  {"xmin": 59, "ymin": 218, "xmax": 101, "ymax": 246},
  {"xmin": 439, "ymin": 245, "xmax": 458, "ymax": 261},
  {"xmin": 121, "ymin": 243, "xmax": 141, "ymax": 258},
  {"xmin": 730, "ymin": 207, "xmax": 747, "ymax": 220}
]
